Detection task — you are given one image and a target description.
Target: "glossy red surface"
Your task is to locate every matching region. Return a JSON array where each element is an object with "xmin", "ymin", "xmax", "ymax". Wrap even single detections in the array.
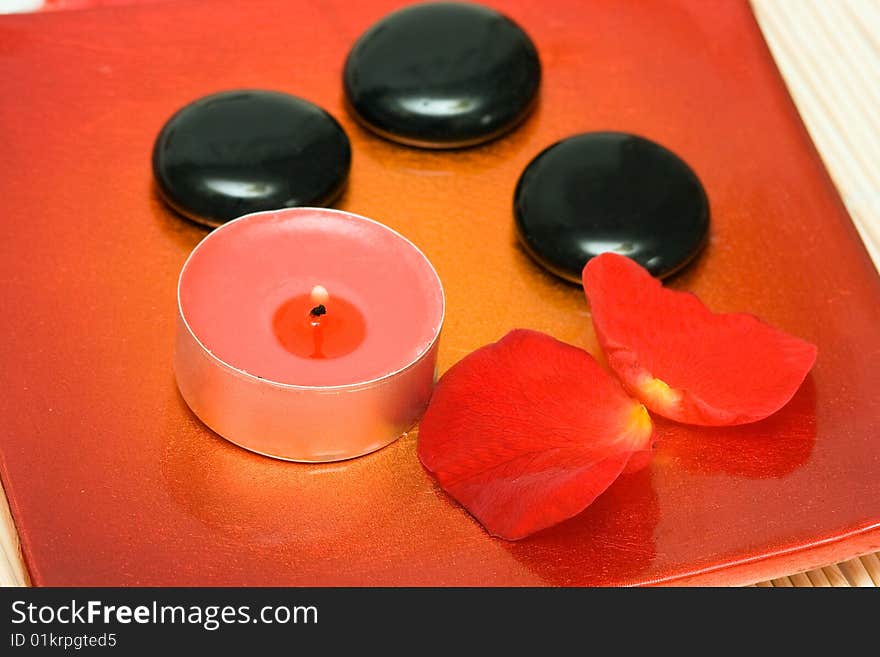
[
  {"xmin": 1, "ymin": 0, "xmax": 879, "ymax": 586},
  {"xmin": 39, "ymin": 0, "xmax": 166, "ymax": 11}
]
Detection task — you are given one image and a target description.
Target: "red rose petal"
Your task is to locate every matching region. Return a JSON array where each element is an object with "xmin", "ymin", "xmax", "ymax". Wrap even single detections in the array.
[
  {"xmin": 583, "ymin": 253, "xmax": 818, "ymax": 426},
  {"xmin": 417, "ymin": 329, "xmax": 654, "ymax": 540}
]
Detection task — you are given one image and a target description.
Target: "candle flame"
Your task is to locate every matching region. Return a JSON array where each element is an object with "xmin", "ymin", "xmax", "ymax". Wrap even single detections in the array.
[{"xmin": 310, "ymin": 285, "xmax": 329, "ymax": 306}]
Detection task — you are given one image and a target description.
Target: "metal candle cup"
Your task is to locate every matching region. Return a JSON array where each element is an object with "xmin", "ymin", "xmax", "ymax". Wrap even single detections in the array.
[{"xmin": 174, "ymin": 208, "xmax": 444, "ymax": 462}]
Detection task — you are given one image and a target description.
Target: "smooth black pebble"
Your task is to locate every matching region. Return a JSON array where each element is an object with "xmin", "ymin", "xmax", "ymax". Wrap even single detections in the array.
[
  {"xmin": 153, "ymin": 90, "xmax": 351, "ymax": 227},
  {"xmin": 343, "ymin": 2, "xmax": 540, "ymax": 149},
  {"xmin": 514, "ymin": 132, "xmax": 710, "ymax": 282}
]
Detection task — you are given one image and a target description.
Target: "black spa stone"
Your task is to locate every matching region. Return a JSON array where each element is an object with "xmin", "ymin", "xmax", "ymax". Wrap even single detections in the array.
[
  {"xmin": 514, "ymin": 132, "xmax": 710, "ymax": 282},
  {"xmin": 343, "ymin": 2, "xmax": 541, "ymax": 148},
  {"xmin": 152, "ymin": 90, "xmax": 351, "ymax": 227}
]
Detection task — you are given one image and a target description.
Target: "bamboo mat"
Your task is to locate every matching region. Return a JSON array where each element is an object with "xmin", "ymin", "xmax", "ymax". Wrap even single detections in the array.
[{"xmin": 0, "ymin": 0, "xmax": 879, "ymax": 587}]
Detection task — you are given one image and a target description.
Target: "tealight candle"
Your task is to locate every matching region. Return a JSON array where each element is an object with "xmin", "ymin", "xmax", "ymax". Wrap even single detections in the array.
[{"xmin": 174, "ymin": 208, "xmax": 444, "ymax": 462}]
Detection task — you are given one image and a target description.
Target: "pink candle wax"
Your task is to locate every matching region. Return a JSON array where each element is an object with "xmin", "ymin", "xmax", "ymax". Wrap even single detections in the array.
[{"xmin": 174, "ymin": 208, "xmax": 444, "ymax": 462}]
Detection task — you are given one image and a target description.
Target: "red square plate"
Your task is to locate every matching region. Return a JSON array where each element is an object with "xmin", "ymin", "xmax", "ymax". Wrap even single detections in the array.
[{"xmin": 1, "ymin": 0, "xmax": 879, "ymax": 586}]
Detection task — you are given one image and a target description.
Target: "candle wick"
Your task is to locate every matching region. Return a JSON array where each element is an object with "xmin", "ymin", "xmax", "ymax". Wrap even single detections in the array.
[
  {"xmin": 307, "ymin": 286, "xmax": 329, "ymax": 357},
  {"xmin": 310, "ymin": 303, "xmax": 326, "ymax": 359}
]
